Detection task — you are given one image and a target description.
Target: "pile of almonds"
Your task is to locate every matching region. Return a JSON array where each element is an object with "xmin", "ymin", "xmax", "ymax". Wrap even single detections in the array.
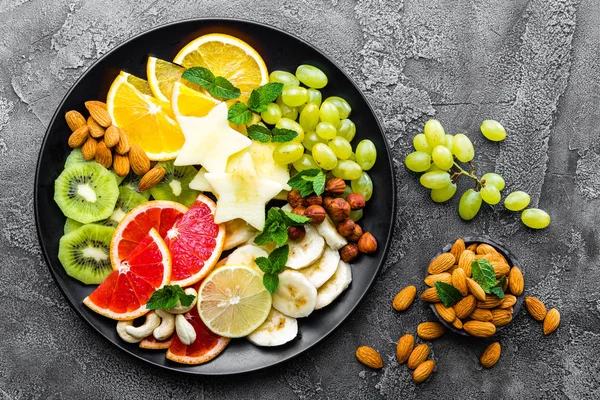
[
  {"xmin": 65, "ymin": 101, "xmax": 165, "ymax": 192},
  {"xmin": 287, "ymin": 177, "xmax": 377, "ymax": 261}
]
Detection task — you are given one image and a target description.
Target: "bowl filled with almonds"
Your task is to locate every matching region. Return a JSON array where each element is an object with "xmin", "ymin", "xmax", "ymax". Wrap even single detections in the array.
[{"xmin": 422, "ymin": 236, "xmax": 525, "ymax": 337}]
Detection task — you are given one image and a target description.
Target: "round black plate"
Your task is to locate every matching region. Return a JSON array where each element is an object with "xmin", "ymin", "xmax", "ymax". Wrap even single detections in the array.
[{"xmin": 34, "ymin": 18, "xmax": 395, "ymax": 375}]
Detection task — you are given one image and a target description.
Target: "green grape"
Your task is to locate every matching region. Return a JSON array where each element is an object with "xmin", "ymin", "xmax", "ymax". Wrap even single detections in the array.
[
  {"xmin": 424, "ymin": 119, "xmax": 445, "ymax": 148},
  {"xmin": 292, "ymin": 154, "xmax": 320, "ymax": 172},
  {"xmin": 431, "ymin": 183, "xmax": 457, "ymax": 203},
  {"xmin": 444, "ymin": 135, "xmax": 454, "ymax": 151},
  {"xmin": 332, "ymin": 160, "xmax": 362, "ymax": 180},
  {"xmin": 521, "ymin": 208, "xmax": 550, "ymax": 229},
  {"xmin": 413, "ymin": 134, "xmax": 432, "ymax": 154},
  {"xmin": 260, "ymin": 103, "xmax": 282, "ymax": 125},
  {"xmin": 419, "ymin": 171, "xmax": 451, "ymax": 189},
  {"xmin": 307, "ymin": 88, "xmax": 322, "ymax": 106},
  {"xmin": 316, "ymin": 122, "xmax": 337, "ymax": 140},
  {"xmin": 295, "ymin": 65, "xmax": 328, "ymax": 89},
  {"xmin": 319, "ymin": 101, "xmax": 340, "ymax": 126},
  {"xmin": 273, "ymin": 142, "xmax": 304, "ymax": 164},
  {"xmin": 427, "ymin": 164, "xmax": 445, "ymax": 172},
  {"xmin": 312, "ymin": 143, "xmax": 338, "ymax": 170},
  {"xmin": 324, "ymin": 96, "xmax": 351, "ymax": 119},
  {"xmin": 452, "ymin": 134, "xmax": 474, "ymax": 162},
  {"xmin": 282, "ymin": 85, "xmax": 309, "ymax": 107},
  {"xmin": 481, "ymin": 173, "xmax": 505, "ymax": 191},
  {"xmin": 355, "ymin": 139, "xmax": 377, "ymax": 170},
  {"xmin": 342, "ymin": 185, "xmax": 353, "ymax": 198},
  {"xmin": 299, "ymin": 103, "xmax": 320, "ymax": 132},
  {"xmin": 276, "ymin": 97, "xmax": 298, "ymax": 120},
  {"xmin": 504, "ymin": 191, "xmax": 530, "ymax": 211},
  {"xmin": 349, "ymin": 209, "xmax": 363, "ymax": 222},
  {"xmin": 302, "ymin": 131, "xmax": 326, "ymax": 152},
  {"xmin": 480, "ymin": 184, "xmax": 501, "ymax": 205},
  {"xmin": 329, "ymin": 136, "xmax": 352, "ymax": 160},
  {"xmin": 348, "ymin": 152, "xmax": 356, "ymax": 161},
  {"xmin": 337, "ymin": 119, "xmax": 356, "ymax": 142},
  {"xmin": 480, "ymin": 120, "xmax": 506, "ymax": 142},
  {"xmin": 431, "ymin": 145, "xmax": 453, "ymax": 170},
  {"xmin": 351, "ymin": 171, "xmax": 373, "ymax": 201},
  {"xmin": 276, "ymin": 118, "xmax": 304, "ymax": 142},
  {"xmin": 269, "ymin": 70, "xmax": 300, "ymax": 86},
  {"xmin": 458, "ymin": 189, "xmax": 482, "ymax": 220}
]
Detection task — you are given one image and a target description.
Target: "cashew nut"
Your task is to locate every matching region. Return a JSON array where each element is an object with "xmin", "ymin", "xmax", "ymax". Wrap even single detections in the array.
[
  {"xmin": 116, "ymin": 320, "xmax": 142, "ymax": 343},
  {"xmin": 175, "ymin": 314, "xmax": 196, "ymax": 345},
  {"xmin": 167, "ymin": 288, "xmax": 198, "ymax": 314},
  {"xmin": 153, "ymin": 309, "xmax": 175, "ymax": 341},
  {"xmin": 124, "ymin": 311, "xmax": 161, "ymax": 340}
]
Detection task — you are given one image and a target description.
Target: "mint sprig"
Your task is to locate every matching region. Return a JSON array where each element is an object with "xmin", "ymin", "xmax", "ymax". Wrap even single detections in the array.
[
  {"xmin": 255, "ymin": 245, "xmax": 289, "ymax": 293},
  {"xmin": 471, "ymin": 259, "xmax": 497, "ymax": 294},
  {"xmin": 226, "ymin": 83, "xmax": 284, "ymax": 125},
  {"xmin": 490, "ymin": 277, "xmax": 506, "ymax": 299},
  {"xmin": 254, "ymin": 208, "xmax": 311, "ymax": 246},
  {"xmin": 246, "ymin": 124, "xmax": 298, "ymax": 143},
  {"xmin": 146, "ymin": 285, "xmax": 195, "ymax": 310},
  {"xmin": 287, "ymin": 169, "xmax": 326, "ymax": 197},
  {"xmin": 228, "ymin": 102, "xmax": 253, "ymax": 125},
  {"xmin": 434, "ymin": 281, "xmax": 463, "ymax": 307},
  {"xmin": 182, "ymin": 67, "xmax": 240, "ymax": 100}
]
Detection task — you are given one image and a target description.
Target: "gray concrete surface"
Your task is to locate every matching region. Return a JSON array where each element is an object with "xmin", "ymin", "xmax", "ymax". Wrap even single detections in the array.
[{"xmin": 1, "ymin": 0, "xmax": 598, "ymax": 398}]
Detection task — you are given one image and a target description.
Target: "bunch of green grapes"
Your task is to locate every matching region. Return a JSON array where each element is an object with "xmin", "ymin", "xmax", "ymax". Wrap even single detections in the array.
[{"xmin": 404, "ymin": 119, "xmax": 551, "ymax": 229}]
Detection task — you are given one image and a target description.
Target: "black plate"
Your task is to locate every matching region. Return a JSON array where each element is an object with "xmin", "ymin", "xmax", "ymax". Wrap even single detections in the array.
[{"xmin": 34, "ymin": 18, "xmax": 395, "ymax": 375}]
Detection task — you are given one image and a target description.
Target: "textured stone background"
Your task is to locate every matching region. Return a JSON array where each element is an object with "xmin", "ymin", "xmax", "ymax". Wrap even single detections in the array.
[{"xmin": 1, "ymin": 0, "xmax": 598, "ymax": 398}]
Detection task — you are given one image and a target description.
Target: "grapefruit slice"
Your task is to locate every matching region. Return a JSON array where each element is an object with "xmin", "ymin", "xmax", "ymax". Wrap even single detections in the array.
[
  {"xmin": 164, "ymin": 194, "xmax": 225, "ymax": 287},
  {"xmin": 139, "ymin": 336, "xmax": 173, "ymax": 350},
  {"xmin": 166, "ymin": 307, "xmax": 230, "ymax": 365},
  {"xmin": 83, "ymin": 228, "xmax": 171, "ymax": 320}
]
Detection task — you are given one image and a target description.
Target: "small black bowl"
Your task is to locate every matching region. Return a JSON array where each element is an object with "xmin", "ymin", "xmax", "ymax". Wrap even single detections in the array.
[{"xmin": 426, "ymin": 236, "xmax": 524, "ymax": 337}]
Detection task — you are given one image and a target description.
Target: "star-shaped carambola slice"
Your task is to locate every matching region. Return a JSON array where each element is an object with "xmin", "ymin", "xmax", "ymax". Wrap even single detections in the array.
[
  {"xmin": 205, "ymin": 153, "xmax": 283, "ymax": 231},
  {"xmin": 174, "ymin": 102, "xmax": 251, "ymax": 172}
]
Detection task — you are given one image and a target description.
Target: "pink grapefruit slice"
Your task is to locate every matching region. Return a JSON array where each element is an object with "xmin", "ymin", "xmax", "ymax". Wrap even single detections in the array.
[{"xmin": 139, "ymin": 336, "xmax": 173, "ymax": 350}]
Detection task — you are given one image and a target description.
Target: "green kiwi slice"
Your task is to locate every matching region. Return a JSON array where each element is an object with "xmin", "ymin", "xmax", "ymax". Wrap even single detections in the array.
[
  {"xmin": 99, "ymin": 186, "xmax": 147, "ymax": 227},
  {"xmin": 149, "ymin": 160, "xmax": 199, "ymax": 207},
  {"xmin": 64, "ymin": 148, "xmax": 125, "ymax": 185},
  {"xmin": 119, "ymin": 172, "xmax": 151, "ymax": 200},
  {"xmin": 64, "ymin": 218, "xmax": 84, "ymax": 235},
  {"xmin": 54, "ymin": 162, "xmax": 119, "ymax": 224},
  {"xmin": 58, "ymin": 224, "xmax": 115, "ymax": 284}
]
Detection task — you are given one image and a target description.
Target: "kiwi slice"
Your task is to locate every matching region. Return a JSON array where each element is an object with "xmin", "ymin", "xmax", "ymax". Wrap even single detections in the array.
[
  {"xmin": 64, "ymin": 148, "xmax": 125, "ymax": 185},
  {"xmin": 58, "ymin": 224, "xmax": 115, "ymax": 284},
  {"xmin": 119, "ymin": 172, "xmax": 151, "ymax": 200},
  {"xmin": 64, "ymin": 218, "xmax": 84, "ymax": 234},
  {"xmin": 149, "ymin": 161, "xmax": 199, "ymax": 207},
  {"xmin": 99, "ymin": 186, "xmax": 148, "ymax": 227},
  {"xmin": 54, "ymin": 162, "xmax": 119, "ymax": 224}
]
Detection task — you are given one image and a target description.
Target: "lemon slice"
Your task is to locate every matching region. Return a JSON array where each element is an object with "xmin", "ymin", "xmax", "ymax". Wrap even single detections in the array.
[
  {"xmin": 171, "ymin": 82, "xmax": 220, "ymax": 118},
  {"xmin": 197, "ymin": 265, "xmax": 272, "ymax": 338}
]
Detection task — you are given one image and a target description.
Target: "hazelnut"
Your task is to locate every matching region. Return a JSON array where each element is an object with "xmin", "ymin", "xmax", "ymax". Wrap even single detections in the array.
[
  {"xmin": 292, "ymin": 205, "xmax": 307, "ymax": 216},
  {"xmin": 336, "ymin": 218, "xmax": 356, "ymax": 237},
  {"xmin": 287, "ymin": 189, "xmax": 307, "ymax": 208},
  {"xmin": 323, "ymin": 196, "xmax": 335, "ymax": 209},
  {"xmin": 305, "ymin": 194, "xmax": 323, "ymax": 206},
  {"xmin": 346, "ymin": 193, "xmax": 366, "ymax": 210},
  {"xmin": 357, "ymin": 232, "xmax": 377, "ymax": 254},
  {"xmin": 347, "ymin": 223, "xmax": 363, "ymax": 242},
  {"xmin": 287, "ymin": 226, "xmax": 306, "ymax": 241},
  {"xmin": 305, "ymin": 205, "xmax": 326, "ymax": 224},
  {"xmin": 340, "ymin": 244, "xmax": 359, "ymax": 262},
  {"xmin": 325, "ymin": 177, "xmax": 346, "ymax": 195},
  {"xmin": 326, "ymin": 198, "xmax": 351, "ymax": 222}
]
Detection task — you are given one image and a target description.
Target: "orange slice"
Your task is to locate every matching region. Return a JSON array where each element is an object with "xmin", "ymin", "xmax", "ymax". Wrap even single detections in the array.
[
  {"xmin": 106, "ymin": 71, "xmax": 184, "ymax": 160},
  {"xmin": 83, "ymin": 228, "xmax": 170, "ymax": 320},
  {"xmin": 171, "ymin": 82, "xmax": 220, "ymax": 118}
]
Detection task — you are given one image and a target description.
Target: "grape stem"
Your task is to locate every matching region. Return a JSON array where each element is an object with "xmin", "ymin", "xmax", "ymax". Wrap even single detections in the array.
[{"xmin": 452, "ymin": 161, "xmax": 484, "ymax": 190}]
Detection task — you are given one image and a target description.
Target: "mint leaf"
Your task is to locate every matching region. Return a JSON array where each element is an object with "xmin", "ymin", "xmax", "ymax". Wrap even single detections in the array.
[
  {"xmin": 269, "ymin": 245, "xmax": 289, "ymax": 273},
  {"xmin": 146, "ymin": 285, "xmax": 195, "ymax": 310},
  {"xmin": 247, "ymin": 124, "xmax": 272, "ymax": 142},
  {"xmin": 271, "ymin": 128, "xmax": 298, "ymax": 143},
  {"xmin": 182, "ymin": 67, "xmax": 240, "ymax": 100},
  {"xmin": 282, "ymin": 210, "xmax": 311, "ymax": 226},
  {"xmin": 490, "ymin": 277, "xmax": 506, "ymax": 299},
  {"xmin": 248, "ymin": 83, "xmax": 284, "ymax": 113},
  {"xmin": 312, "ymin": 171, "xmax": 326, "ymax": 196},
  {"xmin": 288, "ymin": 169, "xmax": 324, "ymax": 197},
  {"xmin": 271, "ymin": 225, "xmax": 289, "ymax": 246},
  {"xmin": 182, "ymin": 67, "xmax": 215, "ymax": 88},
  {"xmin": 254, "ymin": 257, "xmax": 272, "ymax": 274},
  {"xmin": 210, "ymin": 76, "xmax": 240, "ymax": 99},
  {"xmin": 434, "ymin": 281, "xmax": 463, "ymax": 307},
  {"xmin": 228, "ymin": 102, "xmax": 252, "ymax": 125},
  {"xmin": 263, "ymin": 273, "xmax": 279, "ymax": 294},
  {"xmin": 471, "ymin": 259, "xmax": 496, "ymax": 293}
]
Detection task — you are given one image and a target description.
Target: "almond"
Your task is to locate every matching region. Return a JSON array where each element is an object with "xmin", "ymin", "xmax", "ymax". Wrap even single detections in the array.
[
  {"xmin": 417, "ymin": 322, "xmax": 446, "ymax": 340},
  {"xmin": 469, "ymin": 308, "xmax": 493, "ymax": 322},
  {"xmin": 491, "ymin": 309, "xmax": 512, "ymax": 327},
  {"xmin": 138, "ymin": 166, "xmax": 166, "ymax": 192},
  {"xmin": 113, "ymin": 154, "xmax": 130, "ymax": 177},
  {"xmin": 115, "ymin": 128, "xmax": 131, "ymax": 154},
  {"xmin": 498, "ymin": 294, "xmax": 517, "ymax": 309},
  {"xmin": 454, "ymin": 294, "xmax": 477, "ymax": 319},
  {"xmin": 508, "ymin": 266, "xmax": 524, "ymax": 296},
  {"xmin": 428, "ymin": 252, "xmax": 455, "ymax": 274},
  {"xmin": 543, "ymin": 308, "xmax": 560, "ymax": 335},
  {"xmin": 392, "ymin": 286, "xmax": 417, "ymax": 312},
  {"xmin": 480, "ymin": 342, "xmax": 501, "ymax": 368},
  {"xmin": 463, "ymin": 320, "xmax": 496, "ymax": 337},
  {"xmin": 424, "ymin": 272, "xmax": 452, "ymax": 287},
  {"xmin": 477, "ymin": 295, "xmax": 504, "ymax": 309},
  {"xmin": 475, "ymin": 253, "xmax": 504, "ymax": 263},
  {"xmin": 525, "ymin": 296, "xmax": 547, "ymax": 321},
  {"xmin": 87, "ymin": 116, "xmax": 105, "ymax": 138},
  {"xmin": 355, "ymin": 346, "xmax": 383, "ymax": 369},
  {"xmin": 104, "ymin": 125, "xmax": 121, "ymax": 148},
  {"xmin": 420, "ymin": 287, "xmax": 441, "ymax": 303},
  {"xmin": 466, "ymin": 278, "xmax": 487, "ymax": 301},
  {"xmin": 412, "ymin": 360, "xmax": 435, "ymax": 384},
  {"xmin": 407, "ymin": 343, "xmax": 430, "ymax": 369},
  {"xmin": 129, "ymin": 144, "xmax": 151, "ymax": 175},
  {"xmin": 81, "ymin": 137, "xmax": 98, "ymax": 160},
  {"xmin": 450, "ymin": 238, "xmax": 465, "ymax": 260},
  {"xmin": 466, "ymin": 243, "xmax": 478, "ymax": 252},
  {"xmin": 491, "ymin": 261, "xmax": 510, "ymax": 278},
  {"xmin": 502, "ymin": 276, "xmax": 509, "ymax": 292},
  {"xmin": 65, "ymin": 110, "xmax": 86, "ymax": 131},
  {"xmin": 452, "ymin": 268, "xmax": 468, "ymax": 296},
  {"xmin": 451, "ymin": 317, "xmax": 463, "ymax": 329},
  {"xmin": 396, "ymin": 334, "xmax": 414, "ymax": 364},
  {"xmin": 476, "ymin": 243, "xmax": 497, "ymax": 255},
  {"xmin": 458, "ymin": 250, "xmax": 475, "ymax": 277},
  {"xmin": 67, "ymin": 125, "xmax": 89, "ymax": 148},
  {"xmin": 95, "ymin": 141, "xmax": 112, "ymax": 169},
  {"xmin": 434, "ymin": 303, "xmax": 456, "ymax": 323},
  {"xmin": 85, "ymin": 100, "xmax": 112, "ymax": 127}
]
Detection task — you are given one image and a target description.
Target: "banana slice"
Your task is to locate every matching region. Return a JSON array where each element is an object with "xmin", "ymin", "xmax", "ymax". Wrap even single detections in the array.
[
  {"xmin": 223, "ymin": 219, "xmax": 258, "ymax": 250},
  {"xmin": 281, "ymin": 204, "xmax": 293, "ymax": 212},
  {"xmin": 273, "ymin": 270, "xmax": 317, "ymax": 318},
  {"xmin": 298, "ymin": 246, "xmax": 341, "ymax": 289},
  {"xmin": 315, "ymin": 215, "xmax": 347, "ymax": 250},
  {"xmin": 247, "ymin": 308, "xmax": 298, "ymax": 347},
  {"xmin": 225, "ymin": 244, "xmax": 268, "ymax": 274},
  {"xmin": 286, "ymin": 224, "xmax": 326, "ymax": 269},
  {"xmin": 315, "ymin": 260, "xmax": 353, "ymax": 310},
  {"xmin": 189, "ymin": 167, "xmax": 212, "ymax": 192}
]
